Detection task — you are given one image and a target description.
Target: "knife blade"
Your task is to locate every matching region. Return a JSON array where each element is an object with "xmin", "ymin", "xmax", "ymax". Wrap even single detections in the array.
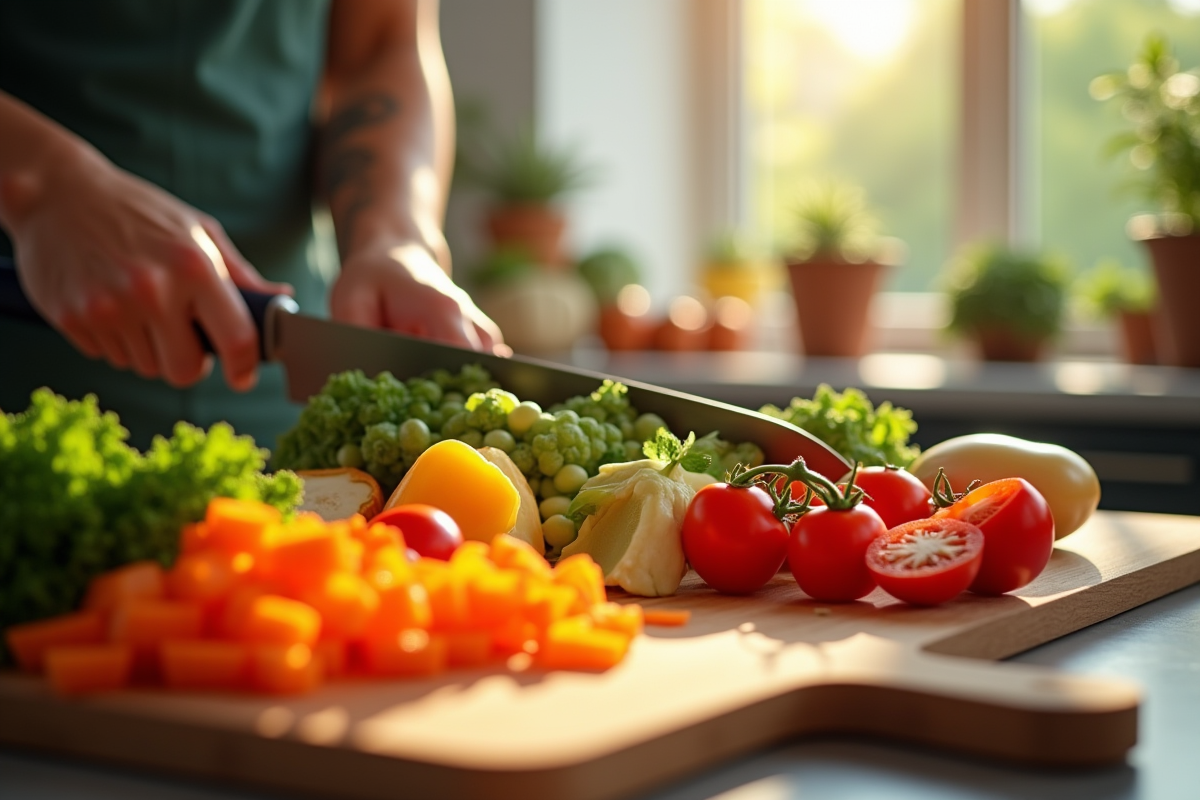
[{"xmin": 0, "ymin": 259, "xmax": 848, "ymax": 477}]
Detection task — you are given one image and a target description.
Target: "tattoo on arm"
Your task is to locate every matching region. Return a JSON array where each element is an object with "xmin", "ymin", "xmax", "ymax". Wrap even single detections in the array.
[{"xmin": 319, "ymin": 92, "xmax": 401, "ymax": 252}]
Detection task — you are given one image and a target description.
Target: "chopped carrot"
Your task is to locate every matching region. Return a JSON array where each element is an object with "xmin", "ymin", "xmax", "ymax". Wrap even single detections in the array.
[
  {"xmin": 166, "ymin": 550, "xmax": 251, "ymax": 607},
  {"xmin": 361, "ymin": 629, "xmax": 447, "ymax": 677},
  {"xmin": 261, "ymin": 526, "xmax": 357, "ymax": 584},
  {"xmin": 251, "ymin": 643, "xmax": 322, "ymax": 694},
  {"xmin": 465, "ymin": 568, "xmax": 523, "ymax": 628},
  {"xmin": 44, "ymin": 645, "xmax": 133, "ymax": 695},
  {"xmin": 491, "ymin": 617, "xmax": 540, "ymax": 656},
  {"xmin": 366, "ymin": 582, "xmax": 432, "ymax": 638},
  {"xmin": 365, "ymin": 544, "xmax": 415, "ymax": 588},
  {"xmin": 160, "ymin": 640, "xmax": 250, "ymax": 691},
  {"xmin": 180, "ymin": 522, "xmax": 211, "ymax": 554},
  {"xmin": 314, "ymin": 639, "xmax": 348, "ymax": 679},
  {"xmin": 424, "ymin": 564, "xmax": 470, "ymax": 631},
  {"xmin": 443, "ymin": 630, "xmax": 494, "ymax": 668},
  {"xmin": 233, "ymin": 595, "xmax": 321, "ymax": 646},
  {"xmin": 553, "ymin": 554, "xmax": 607, "ymax": 612},
  {"xmin": 538, "ymin": 616, "xmax": 629, "ymax": 671},
  {"xmin": 522, "ymin": 581, "xmax": 579, "ymax": 630},
  {"xmin": 353, "ymin": 520, "xmax": 403, "ymax": 558},
  {"xmin": 489, "ymin": 533, "xmax": 552, "ymax": 579},
  {"xmin": 298, "ymin": 572, "xmax": 379, "ymax": 640},
  {"xmin": 205, "ymin": 497, "xmax": 280, "ymax": 554},
  {"xmin": 589, "ymin": 602, "xmax": 645, "ymax": 638},
  {"xmin": 5, "ymin": 611, "xmax": 106, "ymax": 673},
  {"xmin": 108, "ymin": 600, "xmax": 205, "ymax": 649},
  {"xmin": 643, "ymin": 609, "xmax": 691, "ymax": 627},
  {"xmin": 83, "ymin": 561, "xmax": 166, "ymax": 615}
]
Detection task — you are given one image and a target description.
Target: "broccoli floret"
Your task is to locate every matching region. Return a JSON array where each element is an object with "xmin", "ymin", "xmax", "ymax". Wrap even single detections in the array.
[
  {"xmin": 510, "ymin": 442, "xmax": 536, "ymax": 475},
  {"xmin": 465, "ymin": 389, "xmax": 519, "ymax": 432}
]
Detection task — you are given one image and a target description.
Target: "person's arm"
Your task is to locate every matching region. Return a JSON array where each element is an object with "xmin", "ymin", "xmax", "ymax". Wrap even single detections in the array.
[
  {"xmin": 0, "ymin": 91, "xmax": 286, "ymax": 389},
  {"xmin": 320, "ymin": 0, "xmax": 504, "ymax": 353}
]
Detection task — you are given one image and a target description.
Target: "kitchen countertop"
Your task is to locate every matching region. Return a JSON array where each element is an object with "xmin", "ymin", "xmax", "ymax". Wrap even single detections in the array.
[
  {"xmin": 565, "ymin": 349, "xmax": 1200, "ymax": 426},
  {"xmin": 3, "ymin": 580, "xmax": 1199, "ymax": 800}
]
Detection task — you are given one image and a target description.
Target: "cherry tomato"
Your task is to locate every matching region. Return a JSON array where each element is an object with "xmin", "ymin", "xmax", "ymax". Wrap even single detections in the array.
[
  {"xmin": 682, "ymin": 483, "xmax": 789, "ymax": 594},
  {"xmin": 369, "ymin": 504, "xmax": 463, "ymax": 561},
  {"xmin": 843, "ymin": 466, "xmax": 932, "ymax": 529},
  {"xmin": 787, "ymin": 504, "xmax": 887, "ymax": 602},
  {"xmin": 865, "ymin": 518, "xmax": 984, "ymax": 606},
  {"xmin": 934, "ymin": 478, "xmax": 1054, "ymax": 595}
]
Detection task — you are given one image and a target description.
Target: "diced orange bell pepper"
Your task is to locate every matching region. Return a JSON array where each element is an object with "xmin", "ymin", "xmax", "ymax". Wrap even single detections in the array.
[
  {"xmin": 490, "ymin": 533, "xmax": 552, "ymax": 579},
  {"xmin": 233, "ymin": 595, "xmax": 321, "ymax": 646},
  {"xmin": 251, "ymin": 643, "xmax": 322, "ymax": 694},
  {"xmin": 83, "ymin": 561, "xmax": 166, "ymax": 615},
  {"xmin": 589, "ymin": 602, "xmax": 645, "ymax": 639},
  {"xmin": 298, "ymin": 572, "xmax": 379, "ymax": 640},
  {"xmin": 205, "ymin": 497, "xmax": 281, "ymax": 555},
  {"xmin": 366, "ymin": 582, "xmax": 432, "ymax": 638},
  {"xmin": 160, "ymin": 640, "xmax": 250, "ymax": 691},
  {"xmin": 361, "ymin": 629, "xmax": 447, "ymax": 677},
  {"xmin": 5, "ymin": 611, "xmax": 106, "ymax": 673},
  {"xmin": 553, "ymin": 554, "xmax": 607, "ymax": 612},
  {"xmin": 354, "ymin": 520, "xmax": 403, "ymax": 559},
  {"xmin": 538, "ymin": 615, "xmax": 630, "ymax": 671},
  {"xmin": 44, "ymin": 644, "xmax": 133, "ymax": 695}
]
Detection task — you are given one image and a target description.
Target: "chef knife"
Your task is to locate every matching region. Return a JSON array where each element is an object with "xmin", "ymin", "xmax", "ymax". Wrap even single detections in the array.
[{"xmin": 0, "ymin": 259, "xmax": 848, "ymax": 478}]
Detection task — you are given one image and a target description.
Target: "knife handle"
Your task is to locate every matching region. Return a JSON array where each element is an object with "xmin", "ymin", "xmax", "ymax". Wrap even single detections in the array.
[{"xmin": 0, "ymin": 256, "xmax": 294, "ymax": 362}]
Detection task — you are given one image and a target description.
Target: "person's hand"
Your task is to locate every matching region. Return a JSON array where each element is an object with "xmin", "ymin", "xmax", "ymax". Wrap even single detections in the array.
[
  {"xmin": 0, "ymin": 146, "xmax": 290, "ymax": 390},
  {"xmin": 331, "ymin": 241, "xmax": 507, "ymax": 354}
]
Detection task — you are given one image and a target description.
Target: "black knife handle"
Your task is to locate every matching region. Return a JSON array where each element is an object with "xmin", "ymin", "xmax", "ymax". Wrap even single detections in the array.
[{"xmin": 0, "ymin": 256, "xmax": 292, "ymax": 362}]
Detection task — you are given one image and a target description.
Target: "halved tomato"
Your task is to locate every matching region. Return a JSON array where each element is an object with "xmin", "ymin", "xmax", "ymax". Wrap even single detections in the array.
[
  {"xmin": 933, "ymin": 477, "xmax": 1054, "ymax": 595},
  {"xmin": 865, "ymin": 518, "xmax": 984, "ymax": 606}
]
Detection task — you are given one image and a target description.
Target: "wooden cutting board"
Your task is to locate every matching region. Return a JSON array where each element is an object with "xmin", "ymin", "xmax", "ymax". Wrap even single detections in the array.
[{"xmin": 2, "ymin": 509, "xmax": 1199, "ymax": 800}]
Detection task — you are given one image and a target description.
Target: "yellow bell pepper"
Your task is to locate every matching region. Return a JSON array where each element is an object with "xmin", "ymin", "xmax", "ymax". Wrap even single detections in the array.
[{"xmin": 384, "ymin": 439, "xmax": 520, "ymax": 544}]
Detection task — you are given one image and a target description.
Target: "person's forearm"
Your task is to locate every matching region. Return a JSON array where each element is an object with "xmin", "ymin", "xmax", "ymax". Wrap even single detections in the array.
[
  {"xmin": 319, "ymin": 0, "xmax": 454, "ymax": 270},
  {"xmin": 0, "ymin": 91, "xmax": 99, "ymax": 231}
]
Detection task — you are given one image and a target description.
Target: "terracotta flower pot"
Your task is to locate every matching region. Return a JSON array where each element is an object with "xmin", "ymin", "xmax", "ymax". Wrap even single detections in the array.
[
  {"xmin": 1117, "ymin": 310, "xmax": 1158, "ymax": 365},
  {"xmin": 486, "ymin": 204, "xmax": 567, "ymax": 269},
  {"xmin": 974, "ymin": 327, "xmax": 1046, "ymax": 362},
  {"xmin": 1138, "ymin": 233, "xmax": 1200, "ymax": 367},
  {"xmin": 785, "ymin": 259, "xmax": 885, "ymax": 357}
]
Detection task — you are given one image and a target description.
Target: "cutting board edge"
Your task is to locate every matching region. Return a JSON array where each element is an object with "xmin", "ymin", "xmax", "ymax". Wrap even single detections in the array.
[{"xmin": 922, "ymin": 543, "xmax": 1200, "ymax": 660}]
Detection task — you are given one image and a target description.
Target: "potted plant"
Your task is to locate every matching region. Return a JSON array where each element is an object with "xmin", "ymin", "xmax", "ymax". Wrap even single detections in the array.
[
  {"xmin": 698, "ymin": 229, "xmax": 777, "ymax": 307},
  {"xmin": 783, "ymin": 183, "xmax": 902, "ymax": 357},
  {"xmin": 1091, "ymin": 34, "xmax": 1200, "ymax": 367},
  {"xmin": 946, "ymin": 244, "xmax": 1070, "ymax": 362},
  {"xmin": 1075, "ymin": 260, "xmax": 1158, "ymax": 365},
  {"xmin": 460, "ymin": 124, "xmax": 595, "ymax": 269}
]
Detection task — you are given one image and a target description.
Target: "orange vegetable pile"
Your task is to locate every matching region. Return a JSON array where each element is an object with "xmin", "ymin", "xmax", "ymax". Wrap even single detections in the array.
[{"xmin": 5, "ymin": 497, "xmax": 647, "ymax": 696}]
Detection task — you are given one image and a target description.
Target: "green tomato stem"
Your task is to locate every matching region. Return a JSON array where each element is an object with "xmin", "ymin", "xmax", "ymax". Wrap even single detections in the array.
[{"xmin": 730, "ymin": 457, "xmax": 865, "ymax": 514}]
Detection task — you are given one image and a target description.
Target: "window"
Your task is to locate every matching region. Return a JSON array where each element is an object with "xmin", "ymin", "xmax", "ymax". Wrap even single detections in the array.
[{"xmin": 742, "ymin": 0, "xmax": 959, "ymax": 291}]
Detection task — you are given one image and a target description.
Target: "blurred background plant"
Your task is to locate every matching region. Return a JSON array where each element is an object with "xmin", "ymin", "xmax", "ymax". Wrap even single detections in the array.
[
  {"xmin": 1090, "ymin": 32, "xmax": 1200, "ymax": 231},
  {"xmin": 789, "ymin": 181, "xmax": 881, "ymax": 263},
  {"xmin": 946, "ymin": 244, "xmax": 1071, "ymax": 360},
  {"xmin": 1074, "ymin": 259, "xmax": 1156, "ymax": 319}
]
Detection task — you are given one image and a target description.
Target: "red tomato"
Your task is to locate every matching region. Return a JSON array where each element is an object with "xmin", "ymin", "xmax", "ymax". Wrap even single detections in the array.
[
  {"xmin": 682, "ymin": 483, "xmax": 789, "ymax": 594},
  {"xmin": 934, "ymin": 478, "xmax": 1054, "ymax": 595},
  {"xmin": 865, "ymin": 518, "xmax": 984, "ymax": 606},
  {"xmin": 844, "ymin": 466, "xmax": 933, "ymax": 529},
  {"xmin": 369, "ymin": 504, "xmax": 463, "ymax": 561},
  {"xmin": 787, "ymin": 505, "xmax": 887, "ymax": 602}
]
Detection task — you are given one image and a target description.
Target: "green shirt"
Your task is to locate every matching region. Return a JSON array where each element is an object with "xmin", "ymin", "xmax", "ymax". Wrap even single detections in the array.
[{"xmin": 0, "ymin": 0, "xmax": 333, "ymax": 449}]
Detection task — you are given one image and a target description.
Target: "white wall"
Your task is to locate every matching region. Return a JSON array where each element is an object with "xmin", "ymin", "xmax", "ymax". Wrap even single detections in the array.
[{"xmin": 536, "ymin": 0, "xmax": 696, "ymax": 307}]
